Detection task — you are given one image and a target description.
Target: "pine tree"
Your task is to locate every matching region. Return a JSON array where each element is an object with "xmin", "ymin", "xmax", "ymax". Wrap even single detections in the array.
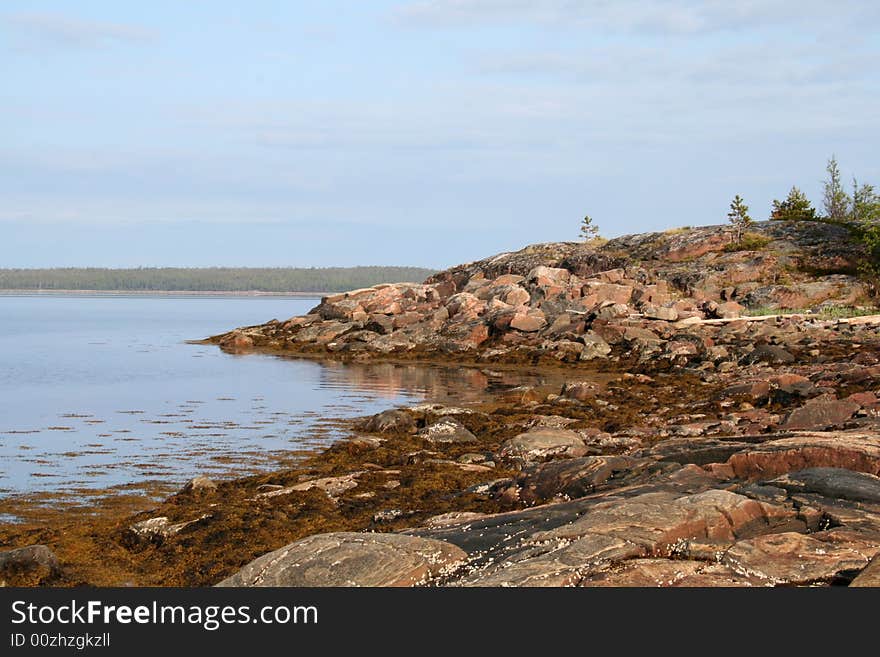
[
  {"xmin": 727, "ymin": 195, "xmax": 752, "ymax": 243},
  {"xmin": 823, "ymin": 155, "xmax": 850, "ymax": 222},
  {"xmin": 770, "ymin": 186, "xmax": 818, "ymax": 222},
  {"xmin": 580, "ymin": 214, "xmax": 599, "ymax": 241},
  {"xmin": 852, "ymin": 178, "xmax": 880, "ymax": 225}
]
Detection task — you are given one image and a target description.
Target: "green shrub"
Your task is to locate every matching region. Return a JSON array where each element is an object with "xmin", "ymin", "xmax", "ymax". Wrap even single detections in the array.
[
  {"xmin": 770, "ymin": 186, "xmax": 819, "ymax": 221},
  {"xmin": 724, "ymin": 232, "xmax": 773, "ymax": 252}
]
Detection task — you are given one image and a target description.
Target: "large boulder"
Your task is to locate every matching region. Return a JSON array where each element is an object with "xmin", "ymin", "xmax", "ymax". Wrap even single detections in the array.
[
  {"xmin": 216, "ymin": 532, "xmax": 466, "ymax": 587},
  {"xmin": 499, "ymin": 428, "xmax": 589, "ymax": 462},
  {"xmin": 359, "ymin": 409, "xmax": 417, "ymax": 434},
  {"xmin": 418, "ymin": 419, "xmax": 477, "ymax": 444}
]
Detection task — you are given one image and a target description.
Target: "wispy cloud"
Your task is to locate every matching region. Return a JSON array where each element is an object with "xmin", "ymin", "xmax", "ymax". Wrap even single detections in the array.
[
  {"xmin": 393, "ymin": 0, "xmax": 874, "ymax": 35},
  {"xmin": 3, "ymin": 12, "xmax": 156, "ymax": 49},
  {"xmin": 473, "ymin": 39, "xmax": 878, "ymax": 89}
]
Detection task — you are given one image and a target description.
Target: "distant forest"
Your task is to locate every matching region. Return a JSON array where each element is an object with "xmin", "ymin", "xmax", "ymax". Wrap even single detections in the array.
[{"xmin": 0, "ymin": 267, "xmax": 437, "ymax": 293}]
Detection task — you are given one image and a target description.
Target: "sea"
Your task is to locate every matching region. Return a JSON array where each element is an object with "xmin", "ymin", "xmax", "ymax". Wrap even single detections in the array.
[{"xmin": 0, "ymin": 294, "xmax": 546, "ymax": 510}]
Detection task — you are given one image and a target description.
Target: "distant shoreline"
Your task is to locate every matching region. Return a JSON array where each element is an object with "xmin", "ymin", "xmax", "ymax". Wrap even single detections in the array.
[
  {"xmin": 0, "ymin": 289, "xmax": 324, "ymax": 298},
  {"xmin": 0, "ymin": 266, "xmax": 437, "ymax": 297}
]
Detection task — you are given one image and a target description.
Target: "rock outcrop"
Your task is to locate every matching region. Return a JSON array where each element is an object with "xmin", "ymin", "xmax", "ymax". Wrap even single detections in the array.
[
  {"xmin": 208, "ymin": 221, "xmax": 875, "ymax": 371},
  {"xmin": 216, "ymin": 532, "xmax": 466, "ymax": 587}
]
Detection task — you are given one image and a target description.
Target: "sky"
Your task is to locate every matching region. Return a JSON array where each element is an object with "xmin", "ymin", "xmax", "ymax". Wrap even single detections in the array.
[{"xmin": 2, "ymin": 1, "xmax": 879, "ymax": 269}]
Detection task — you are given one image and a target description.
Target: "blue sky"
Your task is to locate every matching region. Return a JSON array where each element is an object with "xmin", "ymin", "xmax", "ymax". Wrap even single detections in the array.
[{"xmin": 2, "ymin": 1, "xmax": 879, "ymax": 268}]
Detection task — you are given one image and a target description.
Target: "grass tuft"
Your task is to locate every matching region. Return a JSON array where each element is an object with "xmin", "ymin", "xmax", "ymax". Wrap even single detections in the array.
[{"xmin": 723, "ymin": 232, "xmax": 773, "ymax": 252}]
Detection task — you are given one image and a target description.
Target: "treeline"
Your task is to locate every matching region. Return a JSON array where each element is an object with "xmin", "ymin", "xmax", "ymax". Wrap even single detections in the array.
[
  {"xmin": 0, "ymin": 266, "xmax": 437, "ymax": 293},
  {"xmin": 770, "ymin": 158, "xmax": 880, "ymax": 285},
  {"xmin": 725, "ymin": 155, "xmax": 880, "ymax": 286},
  {"xmin": 767, "ymin": 156, "xmax": 879, "ymax": 225}
]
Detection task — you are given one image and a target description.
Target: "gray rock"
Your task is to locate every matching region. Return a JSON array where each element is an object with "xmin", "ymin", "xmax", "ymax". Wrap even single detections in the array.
[
  {"xmin": 182, "ymin": 475, "xmax": 218, "ymax": 494},
  {"xmin": 410, "ymin": 469, "xmax": 721, "ymax": 563},
  {"xmin": 457, "ymin": 452, "xmax": 490, "ymax": 464},
  {"xmin": 642, "ymin": 436, "xmax": 755, "ymax": 466},
  {"xmin": 499, "ymin": 428, "xmax": 588, "ymax": 463},
  {"xmin": 559, "ymin": 381, "xmax": 598, "ymax": 401},
  {"xmin": 741, "ymin": 345, "xmax": 795, "ymax": 365},
  {"xmin": 0, "ymin": 545, "xmax": 60, "ymax": 576},
  {"xmin": 409, "ymin": 403, "xmax": 476, "ymax": 418},
  {"xmin": 216, "ymin": 532, "xmax": 467, "ymax": 587},
  {"xmin": 418, "ymin": 419, "xmax": 477, "ymax": 444},
  {"xmin": 463, "ymin": 478, "xmax": 512, "ymax": 495},
  {"xmin": 255, "ymin": 472, "xmax": 362, "ymax": 500},
  {"xmin": 643, "ymin": 305, "xmax": 679, "ymax": 321},
  {"xmin": 596, "ymin": 303, "xmax": 630, "ymax": 320},
  {"xmin": 505, "ymin": 455, "xmax": 648, "ymax": 504},
  {"xmin": 624, "ymin": 326, "xmax": 663, "ymax": 343},
  {"xmin": 734, "ymin": 483, "xmax": 791, "ymax": 506},
  {"xmin": 769, "ymin": 467, "xmax": 880, "ymax": 504},
  {"xmin": 359, "ymin": 409, "xmax": 416, "ymax": 434},
  {"xmin": 372, "ymin": 509, "xmax": 407, "ymax": 523},
  {"xmin": 579, "ymin": 332, "xmax": 612, "ymax": 360},
  {"xmin": 126, "ymin": 514, "xmax": 211, "ymax": 544}
]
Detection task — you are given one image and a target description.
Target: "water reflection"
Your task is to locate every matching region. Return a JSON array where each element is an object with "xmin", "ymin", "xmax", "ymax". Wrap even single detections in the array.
[{"xmin": 311, "ymin": 359, "xmax": 556, "ymax": 403}]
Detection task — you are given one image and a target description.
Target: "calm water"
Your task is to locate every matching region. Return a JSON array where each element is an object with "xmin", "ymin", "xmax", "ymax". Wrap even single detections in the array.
[{"xmin": 0, "ymin": 295, "xmax": 547, "ymax": 507}]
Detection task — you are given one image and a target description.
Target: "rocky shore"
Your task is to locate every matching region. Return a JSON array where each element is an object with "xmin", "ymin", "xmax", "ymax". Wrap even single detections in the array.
[
  {"xmin": 209, "ymin": 220, "xmax": 869, "ymax": 368},
  {"xmin": 3, "ymin": 219, "xmax": 880, "ymax": 587}
]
